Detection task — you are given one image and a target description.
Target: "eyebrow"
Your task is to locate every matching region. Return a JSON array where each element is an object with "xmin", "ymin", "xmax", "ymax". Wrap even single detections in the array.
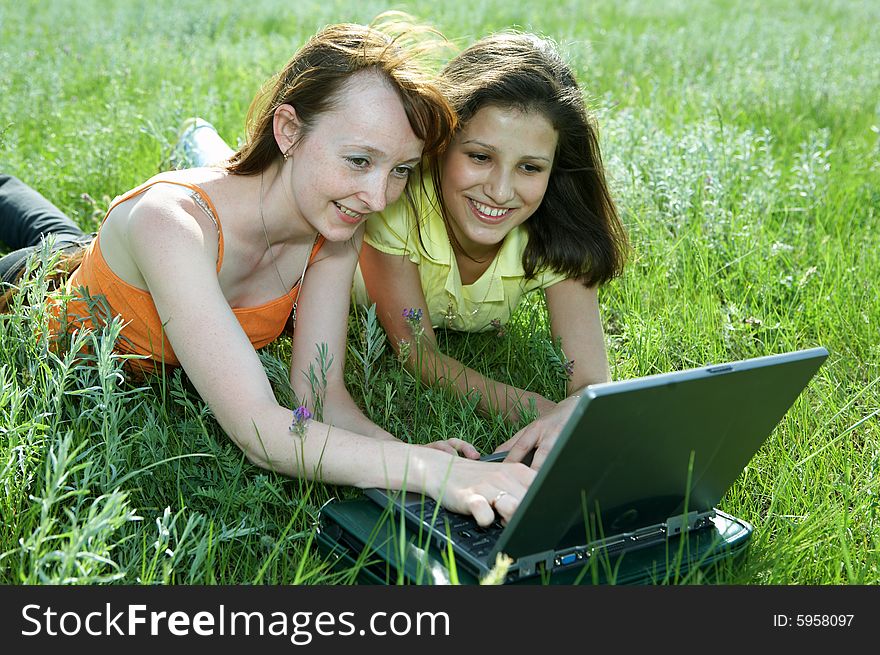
[
  {"xmin": 343, "ymin": 144, "xmax": 422, "ymax": 165},
  {"xmin": 461, "ymin": 139, "xmax": 553, "ymax": 163}
]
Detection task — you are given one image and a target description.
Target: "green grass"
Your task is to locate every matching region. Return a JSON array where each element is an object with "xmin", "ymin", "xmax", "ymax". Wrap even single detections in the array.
[{"xmin": 1, "ymin": 0, "xmax": 878, "ymax": 584}]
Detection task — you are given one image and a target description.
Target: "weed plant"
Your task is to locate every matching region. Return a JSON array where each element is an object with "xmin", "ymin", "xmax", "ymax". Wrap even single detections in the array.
[{"xmin": 1, "ymin": 0, "xmax": 878, "ymax": 584}]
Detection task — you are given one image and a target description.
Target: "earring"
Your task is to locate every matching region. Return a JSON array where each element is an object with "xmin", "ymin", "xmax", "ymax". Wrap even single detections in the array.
[{"xmin": 282, "ymin": 151, "xmax": 289, "ymax": 162}]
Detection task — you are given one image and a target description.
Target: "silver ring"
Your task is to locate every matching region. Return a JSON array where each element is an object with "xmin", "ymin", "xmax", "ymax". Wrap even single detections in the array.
[{"xmin": 493, "ymin": 491, "xmax": 508, "ymax": 505}]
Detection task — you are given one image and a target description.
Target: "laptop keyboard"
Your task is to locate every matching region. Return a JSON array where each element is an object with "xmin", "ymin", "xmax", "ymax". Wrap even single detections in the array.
[{"xmin": 406, "ymin": 498, "xmax": 505, "ymax": 561}]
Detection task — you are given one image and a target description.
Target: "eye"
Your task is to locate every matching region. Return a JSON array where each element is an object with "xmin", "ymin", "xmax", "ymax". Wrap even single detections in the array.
[
  {"xmin": 391, "ymin": 165, "xmax": 414, "ymax": 180},
  {"xmin": 520, "ymin": 163, "xmax": 545, "ymax": 174},
  {"xmin": 467, "ymin": 152, "xmax": 490, "ymax": 164},
  {"xmin": 346, "ymin": 156, "xmax": 371, "ymax": 169}
]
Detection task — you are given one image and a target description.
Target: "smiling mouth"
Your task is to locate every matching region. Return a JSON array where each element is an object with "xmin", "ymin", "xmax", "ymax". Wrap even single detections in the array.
[
  {"xmin": 334, "ymin": 202, "xmax": 365, "ymax": 223},
  {"xmin": 467, "ymin": 198, "xmax": 513, "ymax": 222}
]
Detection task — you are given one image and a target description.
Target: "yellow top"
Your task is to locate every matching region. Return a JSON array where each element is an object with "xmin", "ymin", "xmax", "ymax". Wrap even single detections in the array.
[{"xmin": 354, "ymin": 181, "xmax": 567, "ymax": 332}]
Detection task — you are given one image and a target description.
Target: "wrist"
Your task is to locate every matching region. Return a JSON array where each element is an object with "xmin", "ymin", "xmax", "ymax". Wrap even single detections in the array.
[
  {"xmin": 560, "ymin": 387, "xmax": 588, "ymax": 408},
  {"xmin": 532, "ymin": 394, "xmax": 557, "ymax": 416},
  {"xmin": 410, "ymin": 446, "xmax": 457, "ymax": 500}
]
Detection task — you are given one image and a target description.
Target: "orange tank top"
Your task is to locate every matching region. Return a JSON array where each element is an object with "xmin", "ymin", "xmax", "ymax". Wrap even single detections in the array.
[{"xmin": 53, "ymin": 177, "xmax": 324, "ymax": 375}]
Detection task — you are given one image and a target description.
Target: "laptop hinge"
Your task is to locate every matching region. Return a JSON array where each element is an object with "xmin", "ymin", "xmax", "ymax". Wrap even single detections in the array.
[
  {"xmin": 511, "ymin": 550, "xmax": 555, "ymax": 577},
  {"xmin": 666, "ymin": 509, "xmax": 716, "ymax": 536}
]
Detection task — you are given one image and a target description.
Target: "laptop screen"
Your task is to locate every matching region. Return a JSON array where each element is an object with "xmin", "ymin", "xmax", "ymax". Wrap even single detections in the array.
[{"xmin": 495, "ymin": 348, "xmax": 828, "ymax": 558}]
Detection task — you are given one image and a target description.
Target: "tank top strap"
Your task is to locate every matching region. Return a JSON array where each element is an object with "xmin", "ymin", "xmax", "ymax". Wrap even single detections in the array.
[
  {"xmin": 309, "ymin": 235, "xmax": 326, "ymax": 262},
  {"xmin": 103, "ymin": 178, "xmax": 225, "ymax": 273}
]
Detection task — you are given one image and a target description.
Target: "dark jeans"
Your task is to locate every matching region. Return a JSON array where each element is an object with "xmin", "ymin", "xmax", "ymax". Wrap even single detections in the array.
[{"xmin": 0, "ymin": 175, "xmax": 91, "ymax": 284}]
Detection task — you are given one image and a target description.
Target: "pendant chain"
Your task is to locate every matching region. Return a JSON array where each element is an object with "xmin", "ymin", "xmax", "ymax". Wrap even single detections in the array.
[
  {"xmin": 443, "ymin": 229, "xmax": 502, "ymax": 325},
  {"xmin": 259, "ymin": 169, "xmax": 316, "ymax": 329}
]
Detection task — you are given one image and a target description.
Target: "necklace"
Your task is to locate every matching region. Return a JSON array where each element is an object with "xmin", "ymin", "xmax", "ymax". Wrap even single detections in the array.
[
  {"xmin": 443, "ymin": 213, "xmax": 493, "ymax": 264},
  {"xmin": 259, "ymin": 169, "xmax": 317, "ymax": 329},
  {"xmin": 442, "ymin": 237, "xmax": 503, "ymax": 326}
]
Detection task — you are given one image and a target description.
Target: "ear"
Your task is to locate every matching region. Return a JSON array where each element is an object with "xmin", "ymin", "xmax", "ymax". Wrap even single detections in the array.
[{"xmin": 273, "ymin": 104, "xmax": 301, "ymax": 157}]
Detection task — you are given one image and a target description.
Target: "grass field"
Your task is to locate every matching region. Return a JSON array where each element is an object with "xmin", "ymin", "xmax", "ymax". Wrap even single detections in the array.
[{"xmin": 1, "ymin": 0, "xmax": 878, "ymax": 584}]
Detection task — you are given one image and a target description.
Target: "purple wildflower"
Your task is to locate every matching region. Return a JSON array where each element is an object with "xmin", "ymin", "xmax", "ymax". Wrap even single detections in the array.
[
  {"xmin": 402, "ymin": 307, "xmax": 424, "ymax": 338},
  {"xmin": 290, "ymin": 405, "xmax": 313, "ymax": 436},
  {"xmin": 563, "ymin": 359, "xmax": 575, "ymax": 379},
  {"xmin": 490, "ymin": 318, "xmax": 506, "ymax": 337},
  {"xmin": 402, "ymin": 307, "xmax": 423, "ymax": 322}
]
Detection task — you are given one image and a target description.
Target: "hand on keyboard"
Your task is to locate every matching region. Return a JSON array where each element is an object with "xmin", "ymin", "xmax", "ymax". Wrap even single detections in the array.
[
  {"xmin": 422, "ymin": 437, "xmax": 481, "ymax": 459},
  {"xmin": 493, "ymin": 395, "xmax": 580, "ymax": 470},
  {"xmin": 428, "ymin": 458, "xmax": 536, "ymax": 527}
]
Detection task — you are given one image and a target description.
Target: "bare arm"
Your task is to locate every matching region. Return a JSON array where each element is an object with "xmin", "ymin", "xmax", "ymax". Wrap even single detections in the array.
[
  {"xmin": 497, "ymin": 277, "xmax": 611, "ymax": 469},
  {"xmin": 289, "ymin": 234, "xmax": 397, "ymax": 440},
  {"xmin": 359, "ymin": 243, "xmax": 555, "ymax": 422},
  {"xmin": 127, "ymin": 201, "xmax": 506, "ymax": 521},
  {"xmin": 547, "ymin": 277, "xmax": 610, "ymax": 394},
  {"xmin": 291, "ymin": 234, "xmax": 478, "ymax": 461}
]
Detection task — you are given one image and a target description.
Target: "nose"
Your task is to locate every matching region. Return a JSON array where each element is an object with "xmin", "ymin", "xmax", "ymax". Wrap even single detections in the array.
[
  {"xmin": 484, "ymin": 168, "xmax": 515, "ymax": 205},
  {"xmin": 358, "ymin": 172, "xmax": 391, "ymax": 213}
]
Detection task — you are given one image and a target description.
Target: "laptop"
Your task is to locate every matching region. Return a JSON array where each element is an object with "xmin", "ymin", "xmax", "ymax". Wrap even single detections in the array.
[{"xmin": 319, "ymin": 347, "xmax": 828, "ymax": 583}]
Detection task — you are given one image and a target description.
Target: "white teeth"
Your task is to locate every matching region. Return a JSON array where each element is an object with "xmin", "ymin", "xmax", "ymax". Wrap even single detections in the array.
[
  {"xmin": 470, "ymin": 199, "xmax": 510, "ymax": 218},
  {"xmin": 334, "ymin": 202, "xmax": 362, "ymax": 219}
]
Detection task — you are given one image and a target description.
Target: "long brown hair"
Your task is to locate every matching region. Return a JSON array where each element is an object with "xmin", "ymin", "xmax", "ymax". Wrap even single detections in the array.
[
  {"xmin": 437, "ymin": 32, "xmax": 628, "ymax": 286},
  {"xmin": 226, "ymin": 18, "xmax": 456, "ymax": 212},
  {"xmin": 2, "ymin": 18, "xmax": 456, "ymax": 315}
]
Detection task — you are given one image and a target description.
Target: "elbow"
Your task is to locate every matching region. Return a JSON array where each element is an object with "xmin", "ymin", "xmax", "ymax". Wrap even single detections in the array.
[
  {"xmin": 230, "ymin": 431, "xmax": 277, "ymax": 473},
  {"xmin": 239, "ymin": 438, "xmax": 273, "ymax": 471},
  {"xmin": 394, "ymin": 341, "xmax": 438, "ymax": 380},
  {"xmin": 244, "ymin": 450, "xmax": 272, "ymax": 472},
  {"xmin": 216, "ymin": 404, "xmax": 289, "ymax": 475},
  {"xmin": 237, "ymin": 435, "xmax": 303, "ymax": 478}
]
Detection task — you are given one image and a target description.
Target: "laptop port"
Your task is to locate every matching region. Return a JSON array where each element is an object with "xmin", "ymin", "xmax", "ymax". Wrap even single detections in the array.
[{"xmin": 555, "ymin": 551, "xmax": 584, "ymax": 567}]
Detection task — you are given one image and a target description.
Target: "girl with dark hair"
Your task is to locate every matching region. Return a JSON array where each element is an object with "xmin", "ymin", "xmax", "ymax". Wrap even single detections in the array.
[
  {"xmin": 0, "ymin": 21, "xmax": 535, "ymax": 528},
  {"xmin": 356, "ymin": 32, "xmax": 629, "ymax": 471}
]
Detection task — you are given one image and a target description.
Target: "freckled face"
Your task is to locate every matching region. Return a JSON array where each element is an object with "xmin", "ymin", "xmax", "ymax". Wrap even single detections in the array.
[
  {"xmin": 284, "ymin": 71, "xmax": 425, "ymax": 242},
  {"xmin": 440, "ymin": 105, "xmax": 558, "ymax": 254}
]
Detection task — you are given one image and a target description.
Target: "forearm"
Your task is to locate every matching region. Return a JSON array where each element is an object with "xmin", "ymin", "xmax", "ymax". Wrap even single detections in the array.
[
  {"xmin": 226, "ymin": 401, "xmax": 451, "ymax": 492},
  {"xmin": 567, "ymin": 357, "xmax": 610, "ymax": 395},
  {"xmin": 555, "ymin": 385, "xmax": 589, "ymax": 414},
  {"xmin": 321, "ymin": 385, "xmax": 398, "ymax": 441},
  {"xmin": 290, "ymin": 375, "xmax": 397, "ymax": 441},
  {"xmin": 409, "ymin": 346, "xmax": 553, "ymax": 423}
]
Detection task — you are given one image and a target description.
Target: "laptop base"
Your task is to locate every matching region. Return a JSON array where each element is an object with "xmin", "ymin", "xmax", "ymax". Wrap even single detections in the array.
[{"xmin": 316, "ymin": 498, "xmax": 753, "ymax": 585}]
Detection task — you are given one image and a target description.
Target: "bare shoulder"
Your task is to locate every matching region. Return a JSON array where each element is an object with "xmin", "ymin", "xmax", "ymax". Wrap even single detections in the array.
[
  {"xmin": 128, "ymin": 187, "xmax": 203, "ymax": 237},
  {"xmin": 99, "ymin": 175, "xmax": 226, "ymax": 288},
  {"xmin": 127, "ymin": 180, "xmax": 224, "ymax": 259}
]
